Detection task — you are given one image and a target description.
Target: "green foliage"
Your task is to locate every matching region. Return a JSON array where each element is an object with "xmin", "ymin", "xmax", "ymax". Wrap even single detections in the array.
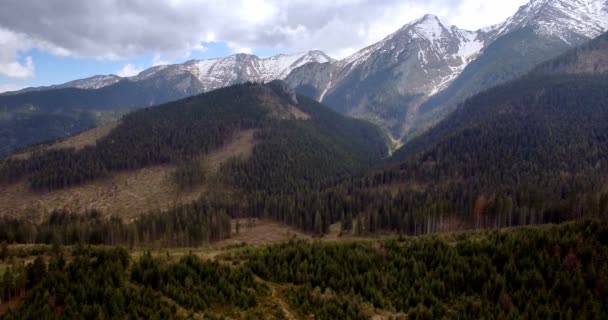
[
  {"xmin": 2, "ymin": 221, "xmax": 608, "ymax": 319},
  {"xmin": 0, "ymin": 69, "xmax": 208, "ymax": 158},
  {"xmin": 222, "ymin": 121, "xmax": 362, "ymax": 193},
  {"xmin": 246, "ymin": 221, "xmax": 608, "ymax": 319},
  {"xmin": 3, "ymin": 247, "xmax": 179, "ymax": 320},
  {"xmin": 131, "ymin": 253, "xmax": 262, "ymax": 311},
  {"xmin": 286, "ymin": 285, "xmax": 365, "ymax": 320}
]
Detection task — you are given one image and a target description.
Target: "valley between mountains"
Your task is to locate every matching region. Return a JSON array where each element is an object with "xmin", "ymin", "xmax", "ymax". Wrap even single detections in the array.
[{"xmin": 1, "ymin": 0, "xmax": 608, "ymax": 319}]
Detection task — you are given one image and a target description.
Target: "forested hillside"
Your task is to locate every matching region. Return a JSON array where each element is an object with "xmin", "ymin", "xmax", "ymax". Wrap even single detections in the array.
[
  {"xmin": 532, "ymin": 31, "xmax": 608, "ymax": 75},
  {"xmin": 1, "ymin": 221, "xmax": 607, "ymax": 319},
  {"xmin": 0, "ymin": 73, "xmax": 204, "ymax": 157},
  {"xmin": 0, "ymin": 81, "xmax": 386, "ymax": 193},
  {"xmin": 230, "ymin": 32, "xmax": 608, "ymax": 237},
  {"xmin": 370, "ymin": 33, "xmax": 608, "ymax": 233},
  {"xmin": 236, "ymin": 69, "xmax": 608, "ymax": 236}
]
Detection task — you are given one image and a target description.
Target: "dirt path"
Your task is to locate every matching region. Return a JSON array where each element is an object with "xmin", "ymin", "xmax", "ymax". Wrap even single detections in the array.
[{"xmin": 254, "ymin": 276, "xmax": 298, "ymax": 320}]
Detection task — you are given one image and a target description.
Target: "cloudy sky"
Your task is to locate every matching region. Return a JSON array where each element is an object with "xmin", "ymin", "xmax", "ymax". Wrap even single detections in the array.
[{"xmin": 0, "ymin": 0, "xmax": 529, "ymax": 92}]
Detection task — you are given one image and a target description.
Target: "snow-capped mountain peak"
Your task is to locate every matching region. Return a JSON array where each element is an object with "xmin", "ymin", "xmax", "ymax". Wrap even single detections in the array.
[
  {"xmin": 489, "ymin": 0, "xmax": 608, "ymax": 42},
  {"xmin": 10, "ymin": 51, "xmax": 334, "ymax": 96},
  {"xmin": 129, "ymin": 50, "xmax": 333, "ymax": 89},
  {"xmin": 335, "ymin": 14, "xmax": 485, "ymax": 97},
  {"xmin": 408, "ymin": 14, "xmax": 449, "ymax": 43}
]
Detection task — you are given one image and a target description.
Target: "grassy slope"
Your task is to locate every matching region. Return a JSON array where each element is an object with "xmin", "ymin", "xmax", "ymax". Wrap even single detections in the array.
[{"xmin": 0, "ymin": 129, "xmax": 256, "ymax": 219}]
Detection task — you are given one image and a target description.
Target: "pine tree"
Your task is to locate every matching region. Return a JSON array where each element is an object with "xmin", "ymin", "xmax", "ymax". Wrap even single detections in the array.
[{"xmin": 314, "ymin": 211, "xmax": 323, "ymax": 235}]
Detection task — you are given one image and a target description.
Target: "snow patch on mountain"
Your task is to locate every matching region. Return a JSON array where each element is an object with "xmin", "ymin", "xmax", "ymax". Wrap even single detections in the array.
[
  {"xmin": 129, "ymin": 51, "xmax": 333, "ymax": 93},
  {"xmin": 488, "ymin": 0, "xmax": 608, "ymax": 42},
  {"xmin": 63, "ymin": 75, "xmax": 122, "ymax": 90},
  {"xmin": 15, "ymin": 51, "xmax": 333, "ymax": 95},
  {"xmin": 335, "ymin": 13, "xmax": 486, "ymax": 98},
  {"xmin": 409, "ymin": 15, "xmax": 448, "ymax": 48}
]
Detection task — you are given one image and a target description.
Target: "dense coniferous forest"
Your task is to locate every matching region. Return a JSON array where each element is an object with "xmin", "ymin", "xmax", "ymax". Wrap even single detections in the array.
[
  {"xmin": 220, "ymin": 94, "xmax": 388, "ymax": 193},
  {"xmin": 247, "ymin": 220, "xmax": 608, "ymax": 319},
  {"xmin": 1, "ymin": 247, "xmax": 179, "ymax": 319},
  {"xmin": 0, "ymin": 82, "xmax": 386, "ymax": 192},
  {"xmin": 1, "ymin": 221, "xmax": 607, "ymax": 319},
  {"xmin": 131, "ymin": 252, "xmax": 263, "ymax": 311},
  {"xmin": 1, "ymin": 74, "xmax": 607, "ymax": 241},
  {"xmin": 374, "ymin": 73, "xmax": 608, "ymax": 230}
]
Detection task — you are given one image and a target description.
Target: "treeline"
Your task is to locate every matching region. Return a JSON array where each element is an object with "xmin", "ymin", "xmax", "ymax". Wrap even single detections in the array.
[
  {"xmin": 246, "ymin": 220, "xmax": 608, "ymax": 319},
  {"xmin": 392, "ymin": 75, "xmax": 608, "ymax": 193},
  {"xmin": 230, "ymin": 181, "xmax": 608, "ymax": 236},
  {"xmin": 2, "ymin": 177, "xmax": 603, "ymax": 247},
  {"xmin": 0, "ymin": 199, "xmax": 231, "ymax": 247}
]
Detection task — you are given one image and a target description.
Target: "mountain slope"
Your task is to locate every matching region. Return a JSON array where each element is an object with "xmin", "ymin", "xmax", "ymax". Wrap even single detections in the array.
[
  {"xmin": 0, "ymin": 81, "xmax": 386, "ymax": 194},
  {"xmin": 287, "ymin": 0, "xmax": 608, "ymax": 141},
  {"xmin": 381, "ymin": 32, "xmax": 608, "ymax": 228},
  {"xmin": 417, "ymin": 0, "xmax": 608, "ymax": 132},
  {"xmin": 532, "ymin": 30, "xmax": 608, "ymax": 74},
  {"xmin": 1, "ymin": 75, "xmax": 123, "ymax": 95},
  {"xmin": 287, "ymin": 15, "xmax": 486, "ymax": 139},
  {"xmin": 0, "ymin": 51, "xmax": 333, "ymax": 157},
  {"xmin": 3, "ymin": 51, "xmax": 334, "ymax": 95}
]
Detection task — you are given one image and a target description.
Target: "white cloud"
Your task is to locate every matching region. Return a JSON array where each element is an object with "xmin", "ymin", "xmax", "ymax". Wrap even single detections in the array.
[
  {"xmin": 0, "ymin": 0, "xmax": 531, "ymax": 67},
  {"xmin": 448, "ymin": 0, "xmax": 529, "ymax": 30},
  {"xmin": 1, "ymin": 56, "xmax": 34, "ymax": 79},
  {"xmin": 0, "ymin": 28, "xmax": 35, "ymax": 79},
  {"xmin": 152, "ymin": 54, "xmax": 171, "ymax": 67},
  {"xmin": 116, "ymin": 64, "xmax": 143, "ymax": 77},
  {"xmin": 0, "ymin": 83, "xmax": 25, "ymax": 93},
  {"xmin": 227, "ymin": 42, "xmax": 254, "ymax": 54}
]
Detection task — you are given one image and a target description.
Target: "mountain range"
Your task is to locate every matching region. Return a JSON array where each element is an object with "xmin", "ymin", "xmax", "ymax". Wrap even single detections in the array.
[
  {"xmin": 3, "ymin": 51, "xmax": 334, "ymax": 95},
  {"xmin": 287, "ymin": 0, "xmax": 608, "ymax": 142},
  {"xmin": 0, "ymin": 0, "xmax": 607, "ymax": 157},
  {"xmin": 2, "ymin": 2, "xmax": 608, "ymax": 318}
]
